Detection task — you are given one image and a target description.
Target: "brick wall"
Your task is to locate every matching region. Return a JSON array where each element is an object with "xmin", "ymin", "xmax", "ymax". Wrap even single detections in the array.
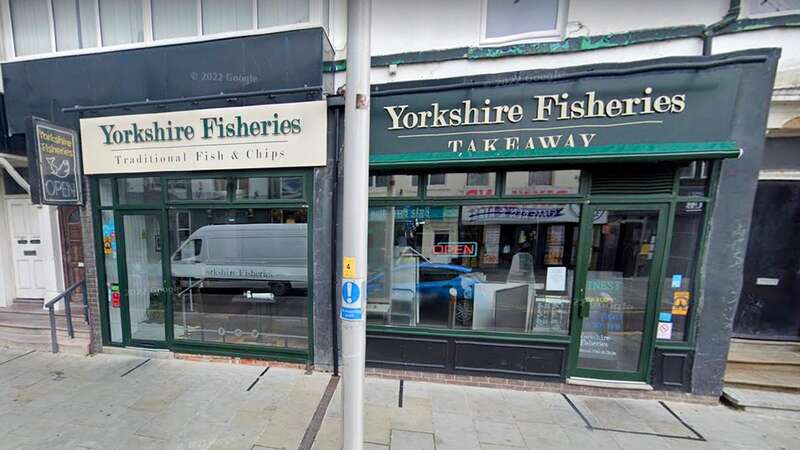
[{"xmin": 79, "ymin": 177, "xmax": 103, "ymax": 354}]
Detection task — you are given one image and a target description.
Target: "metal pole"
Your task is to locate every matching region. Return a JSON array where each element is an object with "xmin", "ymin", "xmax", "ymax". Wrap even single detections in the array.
[{"xmin": 341, "ymin": 0, "xmax": 371, "ymax": 448}]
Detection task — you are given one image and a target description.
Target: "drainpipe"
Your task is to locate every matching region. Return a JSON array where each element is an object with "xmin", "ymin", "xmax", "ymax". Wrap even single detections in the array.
[
  {"xmin": 703, "ymin": 0, "xmax": 741, "ymax": 56},
  {"xmin": 0, "ymin": 156, "xmax": 30, "ymax": 193}
]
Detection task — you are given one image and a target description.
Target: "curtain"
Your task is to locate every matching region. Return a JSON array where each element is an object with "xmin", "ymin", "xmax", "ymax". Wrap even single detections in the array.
[
  {"xmin": 9, "ymin": 0, "xmax": 51, "ymax": 56},
  {"xmin": 99, "ymin": 0, "xmax": 144, "ymax": 46},
  {"xmin": 52, "ymin": 0, "xmax": 98, "ymax": 51},
  {"xmin": 152, "ymin": 0, "xmax": 198, "ymax": 40},
  {"xmin": 257, "ymin": 0, "xmax": 309, "ymax": 28},
  {"xmin": 202, "ymin": 0, "xmax": 253, "ymax": 35}
]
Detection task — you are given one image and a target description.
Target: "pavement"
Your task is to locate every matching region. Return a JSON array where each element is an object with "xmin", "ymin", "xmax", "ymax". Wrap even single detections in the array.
[{"xmin": 0, "ymin": 350, "xmax": 799, "ymax": 450}]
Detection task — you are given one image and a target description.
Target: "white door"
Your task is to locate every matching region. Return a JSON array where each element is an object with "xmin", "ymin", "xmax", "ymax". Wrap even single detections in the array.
[{"xmin": 6, "ymin": 198, "xmax": 48, "ymax": 299}]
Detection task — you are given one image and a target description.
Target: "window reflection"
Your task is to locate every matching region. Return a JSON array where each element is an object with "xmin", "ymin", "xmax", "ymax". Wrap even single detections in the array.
[
  {"xmin": 426, "ymin": 172, "xmax": 496, "ymax": 197},
  {"xmin": 169, "ymin": 208, "xmax": 309, "ymax": 349},
  {"xmin": 118, "ymin": 177, "xmax": 161, "ymax": 204},
  {"xmin": 367, "ymin": 204, "xmax": 578, "ymax": 334},
  {"xmin": 369, "ymin": 174, "xmax": 419, "ymax": 198},
  {"xmin": 505, "ymin": 170, "xmax": 581, "ymax": 195}
]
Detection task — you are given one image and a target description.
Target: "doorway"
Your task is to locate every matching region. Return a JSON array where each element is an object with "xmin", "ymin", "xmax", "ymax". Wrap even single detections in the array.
[
  {"xmin": 59, "ymin": 206, "xmax": 85, "ymax": 289},
  {"xmin": 6, "ymin": 197, "xmax": 49, "ymax": 299},
  {"xmin": 569, "ymin": 204, "xmax": 668, "ymax": 382},
  {"xmin": 117, "ymin": 211, "xmax": 168, "ymax": 346}
]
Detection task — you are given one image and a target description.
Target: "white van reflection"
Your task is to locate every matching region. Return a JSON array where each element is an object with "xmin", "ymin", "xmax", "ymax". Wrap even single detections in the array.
[{"xmin": 171, "ymin": 223, "xmax": 307, "ymax": 298}]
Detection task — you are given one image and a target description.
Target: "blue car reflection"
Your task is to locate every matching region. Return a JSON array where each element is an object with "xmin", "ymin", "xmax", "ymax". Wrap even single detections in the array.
[{"xmin": 366, "ymin": 262, "xmax": 485, "ymax": 304}]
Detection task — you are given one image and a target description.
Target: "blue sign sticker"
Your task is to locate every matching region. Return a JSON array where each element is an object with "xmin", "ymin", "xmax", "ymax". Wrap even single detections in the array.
[
  {"xmin": 659, "ymin": 312, "xmax": 673, "ymax": 322},
  {"xmin": 341, "ymin": 281, "xmax": 363, "ymax": 321},
  {"xmin": 671, "ymin": 274, "xmax": 683, "ymax": 288}
]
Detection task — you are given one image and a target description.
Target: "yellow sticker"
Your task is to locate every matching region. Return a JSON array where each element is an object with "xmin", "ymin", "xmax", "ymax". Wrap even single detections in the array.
[
  {"xmin": 672, "ymin": 291, "xmax": 690, "ymax": 316},
  {"xmin": 343, "ymin": 256, "xmax": 356, "ymax": 279}
]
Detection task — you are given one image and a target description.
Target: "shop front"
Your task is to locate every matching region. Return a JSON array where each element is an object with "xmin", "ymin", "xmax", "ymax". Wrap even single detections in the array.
[
  {"xmin": 1, "ymin": 28, "xmax": 336, "ymax": 364},
  {"xmin": 364, "ymin": 49, "xmax": 780, "ymax": 394}
]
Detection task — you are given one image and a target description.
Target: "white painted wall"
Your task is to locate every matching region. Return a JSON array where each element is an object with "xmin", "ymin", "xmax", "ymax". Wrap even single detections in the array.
[
  {"xmin": 0, "ymin": 173, "xmax": 16, "ymax": 307},
  {"xmin": 366, "ymin": 0, "xmax": 728, "ymax": 57}
]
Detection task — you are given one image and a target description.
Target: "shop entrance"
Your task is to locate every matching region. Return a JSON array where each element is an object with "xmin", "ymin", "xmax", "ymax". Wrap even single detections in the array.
[
  {"xmin": 117, "ymin": 211, "xmax": 168, "ymax": 346},
  {"xmin": 569, "ymin": 204, "xmax": 668, "ymax": 382}
]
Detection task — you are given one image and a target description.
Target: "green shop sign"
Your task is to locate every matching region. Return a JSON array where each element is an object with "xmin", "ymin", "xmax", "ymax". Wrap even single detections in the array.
[{"xmin": 369, "ymin": 55, "xmax": 746, "ymax": 166}]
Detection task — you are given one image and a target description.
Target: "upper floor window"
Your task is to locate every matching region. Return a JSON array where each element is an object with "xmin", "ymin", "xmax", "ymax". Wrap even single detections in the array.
[
  {"xmin": 481, "ymin": 0, "xmax": 568, "ymax": 45},
  {"xmin": 743, "ymin": 0, "xmax": 800, "ymax": 17},
  {"xmin": 5, "ymin": 0, "xmax": 313, "ymax": 59}
]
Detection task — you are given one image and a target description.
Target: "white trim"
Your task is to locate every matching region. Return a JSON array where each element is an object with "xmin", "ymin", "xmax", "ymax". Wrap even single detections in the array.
[
  {"xmin": 0, "ymin": 0, "xmax": 15, "ymax": 59},
  {"xmin": 759, "ymin": 169, "xmax": 800, "ymax": 181},
  {"xmin": 195, "ymin": 0, "xmax": 202, "ymax": 36},
  {"xmin": 479, "ymin": 0, "xmax": 569, "ymax": 47},
  {"xmin": 567, "ymin": 377, "xmax": 654, "ymax": 390},
  {"xmin": 2, "ymin": 0, "xmax": 321, "ymax": 63}
]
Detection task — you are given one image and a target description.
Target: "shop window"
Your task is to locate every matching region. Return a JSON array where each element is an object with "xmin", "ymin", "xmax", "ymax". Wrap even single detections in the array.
[
  {"xmin": 678, "ymin": 160, "xmax": 711, "ymax": 196},
  {"xmin": 202, "ymin": 0, "xmax": 253, "ymax": 34},
  {"xmin": 234, "ymin": 176, "xmax": 304, "ymax": 200},
  {"xmin": 168, "ymin": 178, "xmax": 229, "ymax": 201},
  {"xmin": 52, "ymin": 0, "xmax": 98, "ymax": 51},
  {"xmin": 9, "ymin": 0, "xmax": 52, "ymax": 56},
  {"xmin": 428, "ymin": 174, "xmax": 446, "ymax": 185},
  {"xmin": 117, "ymin": 177, "xmax": 161, "ymax": 204},
  {"xmin": 152, "ymin": 0, "xmax": 199, "ymax": 40},
  {"xmin": 100, "ymin": 210, "xmax": 123, "ymax": 343},
  {"xmin": 427, "ymin": 172, "xmax": 496, "ymax": 197},
  {"xmin": 99, "ymin": 0, "xmax": 144, "ymax": 46},
  {"xmin": 743, "ymin": 0, "xmax": 800, "ymax": 17},
  {"xmin": 482, "ymin": 0, "xmax": 566, "ymax": 44},
  {"xmin": 505, "ymin": 170, "xmax": 581, "ymax": 195},
  {"xmin": 168, "ymin": 207, "xmax": 309, "ymax": 350},
  {"xmin": 257, "ymin": 0, "xmax": 310, "ymax": 28},
  {"xmin": 369, "ymin": 174, "xmax": 419, "ymax": 198},
  {"xmin": 366, "ymin": 203, "xmax": 578, "ymax": 335},
  {"xmin": 98, "ymin": 178, "xmax": 113, "ymax": 206},
  {"xmin": 657, "ymin": 202, "xmax": 706, "ymax": 342}
]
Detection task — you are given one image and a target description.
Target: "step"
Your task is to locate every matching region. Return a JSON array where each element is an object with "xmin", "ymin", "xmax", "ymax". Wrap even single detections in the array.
[
  {"xmin": 723, "ymin": 387, "xmax": 800, "ymax": 412},
  {"xmin": 0, "ymin": 321, "xmax": 90, "ymax": 337},
  {"xmin": 0, "ymin": 311, "xmax": 89, "ymax": 331},
  {"xmin": 724, "ymin": 363, "xmax": 800, "ymax": 392},
  {"xmin": 0, "ymin": 331, "xmax": 90, "ymax": 356},
  {"xmin": 13, "ymin": 298, "xmax": 44, "ymax": 305},
  {"xmin": 727, "ymin": 349, "xmax": 800, "ymax": 366},
  {"xmin": 730, "ymin": 338, "xmax": 800, "ymax": 354}
]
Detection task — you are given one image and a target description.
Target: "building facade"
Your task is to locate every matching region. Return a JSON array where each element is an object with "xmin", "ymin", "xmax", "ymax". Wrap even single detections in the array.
[{"xmin": 0, "ymin": 0, "xmax": 797, "ymax": 398}]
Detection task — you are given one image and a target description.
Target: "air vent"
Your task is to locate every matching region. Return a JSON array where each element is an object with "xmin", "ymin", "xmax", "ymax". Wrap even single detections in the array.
[{"xmin": 590, "ymin": 164, "xmax": 675, "ymax": 195}]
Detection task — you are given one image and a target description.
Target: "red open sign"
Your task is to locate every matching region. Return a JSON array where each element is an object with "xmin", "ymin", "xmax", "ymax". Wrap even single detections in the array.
[{"xmin": 432, "ymin": 242, "xmax": 477, "ymax": 257}]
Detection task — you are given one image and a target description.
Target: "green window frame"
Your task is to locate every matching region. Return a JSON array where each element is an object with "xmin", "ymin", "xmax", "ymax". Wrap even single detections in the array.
[
  {"xmin": 91, "ymin": 169, "xmax": 315, "ymax": 363},
  {"xmin": 366, "ymin": 162, "xmax": 717, "ymax": 351}
]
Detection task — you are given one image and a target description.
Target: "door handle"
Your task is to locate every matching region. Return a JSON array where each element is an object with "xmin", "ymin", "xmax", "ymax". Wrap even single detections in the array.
[{"xmin": 579, "ymin": 300, "xmax": 591, "ymax": 318}]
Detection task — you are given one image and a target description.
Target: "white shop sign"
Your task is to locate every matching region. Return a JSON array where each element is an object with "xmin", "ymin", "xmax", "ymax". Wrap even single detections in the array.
[{"xmin": 79, "ymin": 101, "xmax": 327, "ymax": 174}]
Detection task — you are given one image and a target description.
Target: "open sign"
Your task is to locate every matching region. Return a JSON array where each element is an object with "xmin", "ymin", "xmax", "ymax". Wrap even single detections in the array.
[{"xmin": 432, "ymin": 242, "xmax": 478, "ymax": 257}]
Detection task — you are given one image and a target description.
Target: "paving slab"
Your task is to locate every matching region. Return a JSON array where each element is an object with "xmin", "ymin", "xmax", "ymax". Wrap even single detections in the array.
[
  {"xmin": 389, "ymin": 429, "xmax": 435, "ymax": 450},
  {"xmin": 723, "ymin": 387, "xmax": 800, "ymax": 411}
]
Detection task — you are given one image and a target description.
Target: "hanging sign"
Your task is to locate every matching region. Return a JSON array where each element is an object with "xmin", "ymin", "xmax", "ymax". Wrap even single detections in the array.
[
  {"xmin": 79, "ymin": 101, "xmax": 327, "ymax": 174},
  {"xmin": 26, "ymin": 117, "xmax": 84, "ymax": 205}
]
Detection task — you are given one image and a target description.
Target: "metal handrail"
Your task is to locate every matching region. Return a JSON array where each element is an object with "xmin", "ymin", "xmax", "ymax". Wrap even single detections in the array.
[{"xmin": 45, "ymin": 280, "xmax": 87, "ymax": 353}]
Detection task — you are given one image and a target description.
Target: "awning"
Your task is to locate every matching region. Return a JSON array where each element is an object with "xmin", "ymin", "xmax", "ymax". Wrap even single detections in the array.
[{"xmin": 370, "ymin": 141, "xmax": 741, "ymax": 168}]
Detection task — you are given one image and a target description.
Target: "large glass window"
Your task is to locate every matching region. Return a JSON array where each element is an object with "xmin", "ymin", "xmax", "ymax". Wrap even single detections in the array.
[
  {"xmin": 367, "ymin": 203, "xmax": 578, "ymax": 335},
  {"xmin": 169, "ymin": 208, "xmax": 309, "ymax": 350},
  {"xmin": 657, "ymin": 202, "xmax": 705, "ymax": 341}
]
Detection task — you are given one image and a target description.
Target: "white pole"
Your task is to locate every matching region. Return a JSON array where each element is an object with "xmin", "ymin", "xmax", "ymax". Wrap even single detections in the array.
[{"xmin": 341, "ymin": 0, "xmax": 371, "ymax": 449}]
